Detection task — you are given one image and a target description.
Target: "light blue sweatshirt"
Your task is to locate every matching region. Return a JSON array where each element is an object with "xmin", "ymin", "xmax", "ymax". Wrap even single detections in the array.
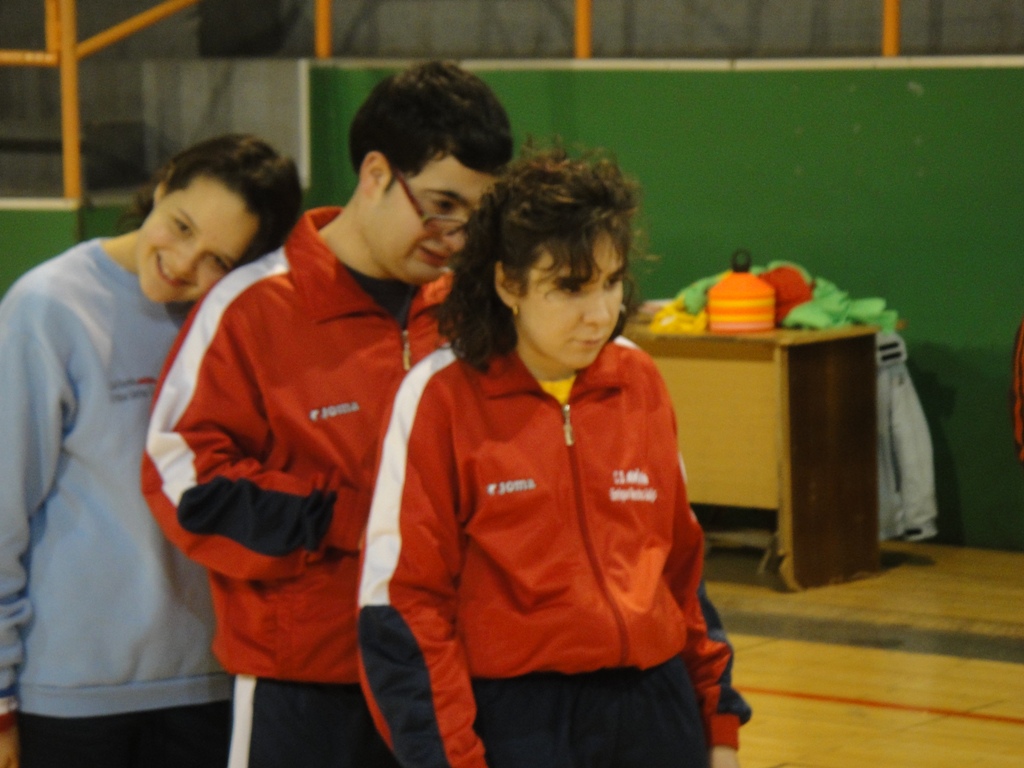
[{"xmin": 0, "ymin": 239, "xmax": 230, "ymax": 717}]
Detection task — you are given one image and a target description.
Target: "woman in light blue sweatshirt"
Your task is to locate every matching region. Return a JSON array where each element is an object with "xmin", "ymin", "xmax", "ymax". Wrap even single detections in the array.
[{"xmin": 0, "ymin": 134, "xmax": 301, "ymax": 768}]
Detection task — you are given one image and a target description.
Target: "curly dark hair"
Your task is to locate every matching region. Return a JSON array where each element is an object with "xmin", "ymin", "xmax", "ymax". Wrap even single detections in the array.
[{"xmin": 438, "ymin": 146, "xmax": 641, "ymax": 370}]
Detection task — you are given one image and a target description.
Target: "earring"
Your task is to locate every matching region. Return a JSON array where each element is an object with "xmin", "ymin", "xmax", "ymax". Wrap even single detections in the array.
[{"xmin": 512, "ymin": 304, "xmax": 519, "ymax": 317}]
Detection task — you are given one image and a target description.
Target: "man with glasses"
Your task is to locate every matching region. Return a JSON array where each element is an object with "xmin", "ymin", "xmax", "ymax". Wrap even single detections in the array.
[{"xmin": 141, "ymin": 61, "xmax": 513, "ymax": 768}]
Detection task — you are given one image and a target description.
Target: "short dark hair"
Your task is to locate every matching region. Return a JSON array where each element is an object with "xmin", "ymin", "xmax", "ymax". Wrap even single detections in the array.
[
  {"xmin": 439, "ymin": 146, "xmax": 641, "ymax": 370},
  {"xmin": 348, "ymin": 60, "xmax": 513, "ymax": 177},
  {"xmin": 124, "ymin": 133, "xmax": 302, "ymax": 265}
]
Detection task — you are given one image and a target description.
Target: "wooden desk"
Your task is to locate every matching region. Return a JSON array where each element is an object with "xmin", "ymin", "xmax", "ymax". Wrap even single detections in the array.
[{"xmin": 625, "ymin": 323, "xmax": 880, "ymax": 589}]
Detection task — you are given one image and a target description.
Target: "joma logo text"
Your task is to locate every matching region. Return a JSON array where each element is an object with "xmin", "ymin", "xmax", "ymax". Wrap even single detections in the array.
[
  {"xmin": 309, "ymin": 401, "xmax": 360, "ymax": 421},
  {"xmin": 487, "ymin": 478, "xmax": 537, "ymax": 496}
]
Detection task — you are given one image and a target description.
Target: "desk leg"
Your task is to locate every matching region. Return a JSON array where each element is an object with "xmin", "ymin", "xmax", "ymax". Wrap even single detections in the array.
[{"xmin": 779, "ymin": 335, "xmax": 880, "ymax": 589}]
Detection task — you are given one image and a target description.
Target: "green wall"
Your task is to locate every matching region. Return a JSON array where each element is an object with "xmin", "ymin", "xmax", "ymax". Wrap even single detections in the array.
[
  {"xmin": 0, "ymin": 202, "xmax": 125, "ymax": 295},
  {"xmin": 0, "ymin": 206, "xmax": 80, "ymax": 295},
  {"xmin": 309, "ymin": 61, "xmax": 1024, "ymax": 550}
]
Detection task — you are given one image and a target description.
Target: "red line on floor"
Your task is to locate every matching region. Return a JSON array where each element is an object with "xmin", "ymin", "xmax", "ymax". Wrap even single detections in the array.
[{"xmin": 740, "ymin": 686, "xmax": 1024, "ymax": 726}]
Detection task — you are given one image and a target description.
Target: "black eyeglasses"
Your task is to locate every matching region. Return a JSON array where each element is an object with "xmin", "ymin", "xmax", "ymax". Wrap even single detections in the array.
[{"xmin": 390, "ymin": 165, "xmax": 470, "ymax": 239}]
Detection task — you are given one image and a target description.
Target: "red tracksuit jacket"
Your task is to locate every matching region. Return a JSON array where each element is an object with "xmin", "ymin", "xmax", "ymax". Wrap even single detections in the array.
[
  {"xmin": 359, "ymin": 341, "xmax": 740, "ymax": 767},
  {"xmin": 142, "ymin": 207, "xmax": 445, "ymax": 683}
]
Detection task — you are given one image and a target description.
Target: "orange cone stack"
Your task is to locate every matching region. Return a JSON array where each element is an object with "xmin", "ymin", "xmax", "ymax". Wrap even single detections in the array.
[{"xmin": 707, "ymin": 249, "xmax": 776, "ymax": 333}]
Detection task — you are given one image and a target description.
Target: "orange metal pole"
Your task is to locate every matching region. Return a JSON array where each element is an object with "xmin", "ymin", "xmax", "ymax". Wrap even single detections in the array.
[
  {"xmin": 0, "ymin": 0, "xmax": 60, "ymax": 66},
  {"xmin": 77, "ymin": 0, "xmax": 201, "ymax": 59},
  {"xmin": 315, "ymin": 0, "xmax": 333, "ymax": 59},
  {"xmin": 882, "ymin": 0, "xmax": 901, "ymax": 56},
  {"xmin": 0, "ymin": 50, "xmax": 58, "ymax": 66},
  {"xmin": 574, "ymin": 0, "xmax": 592, "ymax": 59},
  {"xmin": 45, "ymin": 0, "xmax": 60, "ymax": 53},
  {"xmin": 58, "ymin": 0, "xmax": 82, "ymax": 200},
  {"xmin": 1, "ymin": 0, "xmax": 206, "ymax": 200}
]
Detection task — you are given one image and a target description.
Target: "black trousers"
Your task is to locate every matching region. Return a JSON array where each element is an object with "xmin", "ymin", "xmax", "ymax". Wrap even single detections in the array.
[
  {"xmin": 233, "ymin": 676, "xmax": 399, "ymax": 768},
  {"xmin": 18, "ymin": 700, "xmax": 230, "ymax": 768},
  {"xmin": 472, "ymin": 657, "xmax": 709, "ymax": 768}
]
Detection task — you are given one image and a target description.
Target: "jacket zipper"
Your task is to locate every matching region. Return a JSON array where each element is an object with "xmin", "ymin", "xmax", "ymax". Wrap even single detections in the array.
[
  {"xmin": 401, "ymin": 329, "xmax": 411, "ymax": 371},
  {"xmin": 563, "ymin": 401, "xmax": 630, "ymax": 666}
]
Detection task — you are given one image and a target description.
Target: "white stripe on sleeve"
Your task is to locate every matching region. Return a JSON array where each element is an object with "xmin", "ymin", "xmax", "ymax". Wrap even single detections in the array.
[
  {"xmin": 359, "ymin": 347, "xmax": 457, "ymax": 608},
  {"xmin": 145, "ymin": 250, "xmax": 289, "ymax": 505}
]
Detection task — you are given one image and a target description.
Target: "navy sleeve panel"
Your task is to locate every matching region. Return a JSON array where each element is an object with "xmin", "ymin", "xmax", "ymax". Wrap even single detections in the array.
[
  {"xmin": 698, "ymin": 580, "xmax": 753, "ymax": 725},
  {"xmin": 359, "ymin": 605, "xmax": 451, "ymax": 768},
  {"xmin": 178, "ymin": 476, "xmax": 336, "ymax": 557}
]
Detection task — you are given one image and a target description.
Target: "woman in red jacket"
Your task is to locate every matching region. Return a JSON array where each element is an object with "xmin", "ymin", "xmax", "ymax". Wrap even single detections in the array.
[{"xmin": 358, "ymin": 148, "xmax": 745, "ymax": 768}]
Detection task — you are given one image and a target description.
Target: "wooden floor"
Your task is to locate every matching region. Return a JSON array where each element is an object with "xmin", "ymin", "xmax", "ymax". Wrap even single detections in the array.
[{"xmin": 704, "ymin": 540, "xmax": 1024, "ymax": 767}]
